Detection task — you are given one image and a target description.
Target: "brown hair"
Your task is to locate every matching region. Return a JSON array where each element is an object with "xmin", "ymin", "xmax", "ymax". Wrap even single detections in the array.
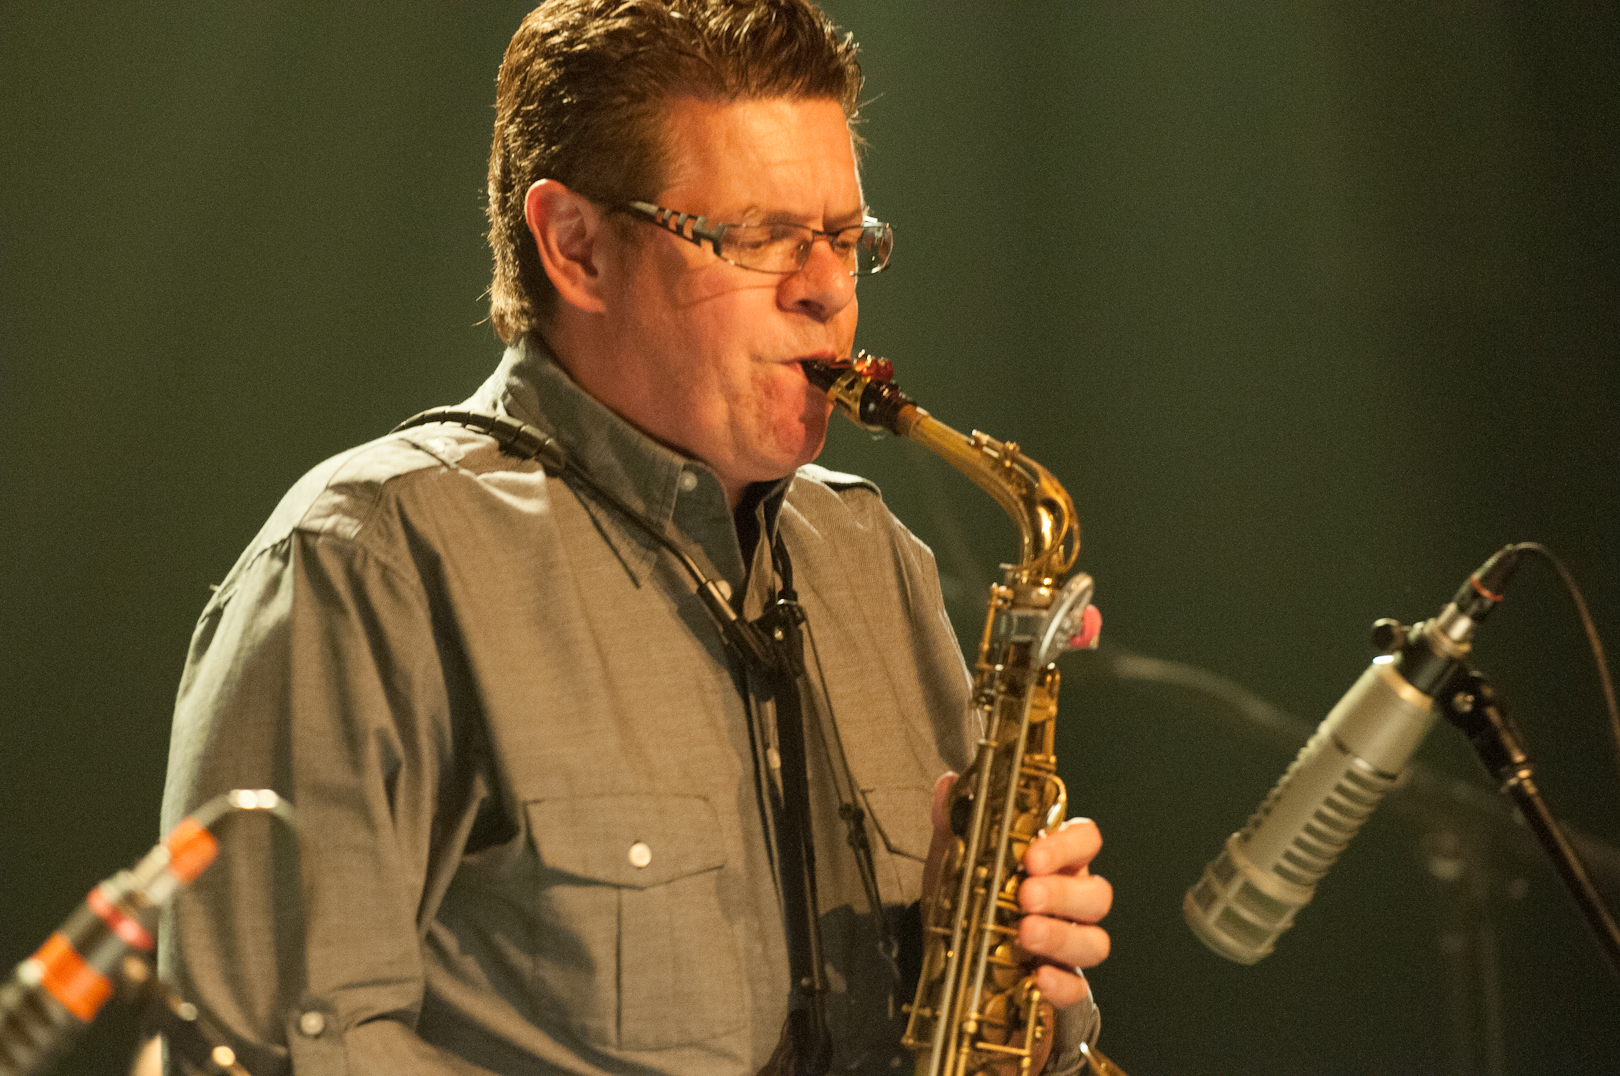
[{"xmin": 486, "ymin": 0, "xmax": 864, "ymax": 343}]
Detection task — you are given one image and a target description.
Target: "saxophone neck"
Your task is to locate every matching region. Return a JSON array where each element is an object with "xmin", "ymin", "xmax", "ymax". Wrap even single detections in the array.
[{"xmin": 806, "ymin": 355, "xmax": 1080, "ymax": 585}]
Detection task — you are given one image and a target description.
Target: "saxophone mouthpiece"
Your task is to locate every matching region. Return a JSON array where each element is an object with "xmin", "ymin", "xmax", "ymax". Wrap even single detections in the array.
[
  {"xmin": 803, "ymin": 351, "xmax": 894, "ymax": 391},
  {"xmin": 801, "ymin": 357, "xmax": 846, "ymax": 392},
  {"xmin": 804, "ymin": 351, "xmax": 916, "ymax": 435}
]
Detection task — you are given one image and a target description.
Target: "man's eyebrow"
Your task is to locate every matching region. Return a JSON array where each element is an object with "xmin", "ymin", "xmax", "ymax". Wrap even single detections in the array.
[{"xmin": 742, "ymin": 205, "xmax": 867, "ymax": 228}]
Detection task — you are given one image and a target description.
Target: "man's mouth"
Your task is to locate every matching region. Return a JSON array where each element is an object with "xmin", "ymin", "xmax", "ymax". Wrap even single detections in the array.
[{"xmin": 791, "ymin": 352, "xmax": 842, "ymax": 376}]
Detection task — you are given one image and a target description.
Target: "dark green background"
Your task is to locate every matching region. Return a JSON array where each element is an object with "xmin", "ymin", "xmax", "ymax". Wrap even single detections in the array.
[{"xmin": 3, "ymin": 5, "xmax": 1616, "ymax": 1074}]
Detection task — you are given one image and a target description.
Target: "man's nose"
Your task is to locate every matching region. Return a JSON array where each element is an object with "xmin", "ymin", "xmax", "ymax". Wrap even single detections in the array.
[{"xmin": 779, "ymin": 236, "xmax": 856, "ymax": 322}]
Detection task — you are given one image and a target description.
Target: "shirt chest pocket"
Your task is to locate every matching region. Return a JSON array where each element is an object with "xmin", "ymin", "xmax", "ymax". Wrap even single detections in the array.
[{"xmin": 523, "ymin": 794, "xmax": 745, "ymax": 1052}]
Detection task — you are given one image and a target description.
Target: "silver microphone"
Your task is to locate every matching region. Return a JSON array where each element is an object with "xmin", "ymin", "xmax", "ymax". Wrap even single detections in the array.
[{"xmin": 1184, "ymin": 546, "xmax": 1523, "ymax": 964}]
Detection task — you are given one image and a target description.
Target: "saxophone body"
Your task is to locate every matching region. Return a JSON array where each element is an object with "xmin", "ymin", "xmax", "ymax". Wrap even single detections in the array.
[{"xmin": 804, "ymin": 356, "xmax": 1126, "ymax": 1076}]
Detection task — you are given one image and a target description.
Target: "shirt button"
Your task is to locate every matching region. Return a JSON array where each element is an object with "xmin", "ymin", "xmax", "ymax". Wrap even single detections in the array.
[
  {"xmin": 298, "ymin": 1011, "xmax": 326, "ymax": 1037},
  {"xmin": 677, "ymin": 470, "xmax": 698, "ymax": 492},
  {"xmin": 628, "ymin": 841, "xmax": 652, "ymax": 868}
]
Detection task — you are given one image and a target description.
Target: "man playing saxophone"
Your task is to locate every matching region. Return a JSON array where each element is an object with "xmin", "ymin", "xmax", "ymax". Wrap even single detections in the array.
[{"xmin": 159, "ymin": 2, "xmax": 1113, "ymax": 1073}]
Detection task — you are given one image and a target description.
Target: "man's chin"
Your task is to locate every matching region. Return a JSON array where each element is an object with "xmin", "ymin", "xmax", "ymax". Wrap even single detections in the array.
[
  {"xmin": 745, "ymin": 432, "xmax": 829, "ymax": 488},
  {"xmin": 726, "ymin": 407, "xmax": 832, "ymax": 488}
]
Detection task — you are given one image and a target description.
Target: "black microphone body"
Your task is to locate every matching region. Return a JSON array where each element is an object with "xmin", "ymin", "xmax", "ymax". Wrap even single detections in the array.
[
  {"xmin": 1184, "ymin": 546, "xmax": 1522, "ymax": 964},
  {"xmin": 0, "ymin": 847, "xmax": 186, "ymax": 1076},
  {"xmin": 0, "ymin": 789, "xmax": 289, "ymax": 1076}
]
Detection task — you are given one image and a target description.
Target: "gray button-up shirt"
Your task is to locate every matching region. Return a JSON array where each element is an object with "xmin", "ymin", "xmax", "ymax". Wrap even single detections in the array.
[{"xmin": 159, "ymin": 338, "xmax": 1097, "ymax": 1075}]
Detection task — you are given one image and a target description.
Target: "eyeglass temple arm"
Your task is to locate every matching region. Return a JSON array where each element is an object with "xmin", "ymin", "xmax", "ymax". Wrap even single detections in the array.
[{"xmin": 626, "ymin": 201, "xmax": 726, "ymax": 255}]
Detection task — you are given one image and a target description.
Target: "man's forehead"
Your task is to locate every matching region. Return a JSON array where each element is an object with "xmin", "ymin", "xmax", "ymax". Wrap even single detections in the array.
[{"xmin": 653, "ymin": 95, "xmax": 863, "ymax": 220}]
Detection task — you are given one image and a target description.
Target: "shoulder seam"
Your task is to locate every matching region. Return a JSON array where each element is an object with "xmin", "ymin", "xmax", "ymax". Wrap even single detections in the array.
[
  {"xmin": 212, "ymin": 523, "xmax": 424, "ymax": 611},
  {"xmin": 288, "ymin": 430, "xmax": 530, "ymax": 544}
]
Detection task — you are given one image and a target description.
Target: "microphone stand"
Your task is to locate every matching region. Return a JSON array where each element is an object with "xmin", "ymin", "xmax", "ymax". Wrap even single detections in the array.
[{"xmin": 1440, "ymin": 668, "xmax": 1620, "ymax": 978}]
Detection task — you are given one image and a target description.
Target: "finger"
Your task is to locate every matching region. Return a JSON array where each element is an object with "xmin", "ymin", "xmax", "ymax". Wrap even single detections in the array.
[
  {"xmin": 931, "ymin": 771, "xmax": 956, "ymax": 834},
  {"xmin": 1018, "ymin": 871, "xmax": 1113, "ymax": 924},
  {"xmin": 1018, "ymin": 915, "xmax": 1111, "ymax": 970},
  {"xmin": 921, "ymin": 771, "xmax": 957, "ymax": 907},
  {"xmin": 1032, "ymin": 964, "xmax": 1092, "ymax": 1010},
  {"xmin": 1023, "ymin": 817, "xmax": 1101, "ymax": 877}
]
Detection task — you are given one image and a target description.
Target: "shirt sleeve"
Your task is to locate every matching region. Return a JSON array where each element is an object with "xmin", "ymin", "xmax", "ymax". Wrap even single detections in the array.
[
  {"xmin": 1045, "ymin": 986, "xmax": 1103, "ymax": 1075},
  {"xmin": 158, "ymin": 528, "xmax": 491, "ymax": 1076}
]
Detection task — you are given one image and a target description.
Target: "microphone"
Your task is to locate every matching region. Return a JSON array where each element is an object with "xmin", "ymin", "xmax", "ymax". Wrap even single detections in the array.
[
  {"xmin": 1183, "ymin": 546, "xmax": 1523, "ymax": 964},
  {"xmin": 0, "ymin": 790, "xmax": 291, "ymax": 1076}
]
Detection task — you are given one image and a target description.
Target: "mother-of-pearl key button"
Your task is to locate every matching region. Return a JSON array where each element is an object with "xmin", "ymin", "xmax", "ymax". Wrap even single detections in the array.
[
  {"xmin": 678, "ymin": 471, "xmax": 698, "ymax": 492},
  {"xmin": 628, "ymin": 841, "xmax": 652, "ymax": 868}
]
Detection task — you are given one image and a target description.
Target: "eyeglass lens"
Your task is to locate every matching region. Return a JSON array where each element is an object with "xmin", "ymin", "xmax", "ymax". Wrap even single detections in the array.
[{"xmin": 720, "ymin": 222, "xmax": 891, "ymax": 275}]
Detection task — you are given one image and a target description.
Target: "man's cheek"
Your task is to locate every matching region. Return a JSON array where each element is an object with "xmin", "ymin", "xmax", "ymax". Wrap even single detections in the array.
[{"xmin": 794, "ymin": 395, "xmax": 832, "ymax": 459}]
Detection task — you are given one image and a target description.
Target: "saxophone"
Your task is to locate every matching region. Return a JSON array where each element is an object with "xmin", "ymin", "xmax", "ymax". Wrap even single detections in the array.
[{"xmin": 804, "ymin": 355, "xmax": 1128, "ymax": 1076}]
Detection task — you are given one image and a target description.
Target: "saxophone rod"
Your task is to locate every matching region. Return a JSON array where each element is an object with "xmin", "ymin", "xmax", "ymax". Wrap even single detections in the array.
[
  {"xmin": 932, "ymin": 733, "xmax": 1001, "ymax": 1076},
  {"xmin": 966, "ymin": 677, "xmax": 1046, "ymax": 1031}
]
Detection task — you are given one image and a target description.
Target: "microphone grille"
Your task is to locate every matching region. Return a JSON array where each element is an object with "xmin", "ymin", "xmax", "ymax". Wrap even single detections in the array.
[{"xmin": 1184, "ymin": 834, "xmax": 1309, "ymax": 964}]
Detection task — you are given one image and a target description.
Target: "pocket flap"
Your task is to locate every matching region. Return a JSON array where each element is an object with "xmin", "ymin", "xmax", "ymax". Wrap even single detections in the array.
[
  {"xmin": 525, "ymin": 794, "xmax": 726, "ymax": 889},
  {"xmin": 860, "ymin": 786, "xmax": 934, "ymax": 862}
]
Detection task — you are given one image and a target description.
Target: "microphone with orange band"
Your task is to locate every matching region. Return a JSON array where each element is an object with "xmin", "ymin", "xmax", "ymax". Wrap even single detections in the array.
[{"xmin": 0, "ymin": 789, "xmax": 293, "ymax": 1076}]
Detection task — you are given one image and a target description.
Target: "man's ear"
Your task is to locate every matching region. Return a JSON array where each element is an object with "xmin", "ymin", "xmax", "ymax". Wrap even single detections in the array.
[{"xmin": 524, "ymin": 179, "xmax": 609, "ymax": 315}]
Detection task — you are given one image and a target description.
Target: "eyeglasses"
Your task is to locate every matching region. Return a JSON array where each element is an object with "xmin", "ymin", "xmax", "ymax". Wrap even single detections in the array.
[{"xmin": 616, "ymin": 200, "xmax": 894, "ymax": 276}]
